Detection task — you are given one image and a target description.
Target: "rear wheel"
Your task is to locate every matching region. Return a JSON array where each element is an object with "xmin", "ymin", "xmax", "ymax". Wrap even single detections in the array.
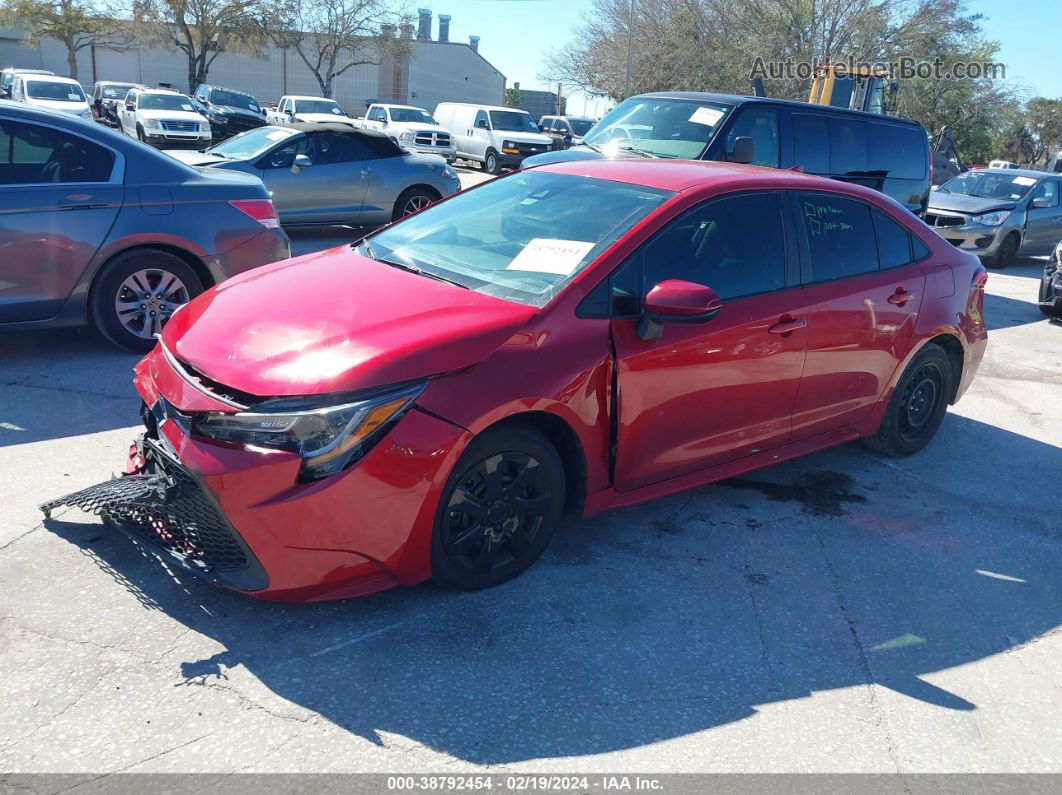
[
  {"xmin": 91, "ymin": 249, "xmax": 203, "ymax": 352},
  {"xmin": 863, "ymin": 343, "xmax": 954, "ymax": 457},
  {"xmin": 431, "ymin": 427, "xmax": 565, "ymax": 590},
  {"xmin": 391, "ymin": 187, "xmax": 438, "ymax": 221},
  {"xmin": 484, "ymin": 149, "xmax": 501, "ymax": 175}
]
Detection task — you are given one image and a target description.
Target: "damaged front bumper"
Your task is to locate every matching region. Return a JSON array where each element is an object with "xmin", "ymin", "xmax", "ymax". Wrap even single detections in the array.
[{"xmin": 40, "ymin": 435, "xmax": 269, "ymax": 592}]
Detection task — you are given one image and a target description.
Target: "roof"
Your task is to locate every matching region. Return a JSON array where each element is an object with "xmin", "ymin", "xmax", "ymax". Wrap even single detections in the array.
[
  {"xmin": 21, "ymin": 74, "xmax": 80, "ymax": 85},
  {"xmin": 371, "ymin": 103, "xmax": 425, "ymax": 111},
  {"xmin": 635, "ymin": 91, "xmax": 927, "ymax": 127},
  {"xmin": 285, "ymin": 95, "xmax": 339, "ymax": 102},
  {"xmin": 971, "ymin": 167, "xmax": 1055, "ymax": 179},
  {"xmin": 437, "ymin": 102, "xmax": 532, "ymax": 114},
  {"xmin": 535, "ymin": 157, "xmax": 884, "ymax": 198},
  {"xmin": 275, "ymin": 121, "xmax": 388, "ymax": 139}
]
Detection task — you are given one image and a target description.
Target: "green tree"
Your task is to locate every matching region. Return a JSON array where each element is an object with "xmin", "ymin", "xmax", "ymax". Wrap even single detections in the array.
[
  {"xmin": 504, "ymin": 83, "xmax": 522, "ymax": 107},
  {"xmin": 0, "ymin": 0, "xmax": 130, "ymax": 81},
  {"xmin": 1023, "ymin": 97, "xmax": 1062, "ymax": 165}
]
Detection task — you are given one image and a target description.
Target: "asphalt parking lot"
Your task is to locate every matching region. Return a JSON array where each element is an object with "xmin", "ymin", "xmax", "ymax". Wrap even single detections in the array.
[{"xmin": 1, "ymin": 198, "xmax": 1060, "ymax": 773}]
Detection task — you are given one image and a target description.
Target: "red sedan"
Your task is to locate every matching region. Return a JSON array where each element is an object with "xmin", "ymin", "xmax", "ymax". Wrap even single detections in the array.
[{"xmin": 44, "ymin": 160, "xmax": 988, "ymax": 602}]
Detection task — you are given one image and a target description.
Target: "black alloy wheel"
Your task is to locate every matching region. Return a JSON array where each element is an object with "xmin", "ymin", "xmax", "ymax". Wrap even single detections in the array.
[{"xmin": 432, "ymin": 428, "xmax": 564, "ymax": 589}]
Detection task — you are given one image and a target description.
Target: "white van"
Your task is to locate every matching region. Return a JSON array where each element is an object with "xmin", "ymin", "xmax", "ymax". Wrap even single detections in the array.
[
  {"xmin": 434, "ymin": 102, "xmax": 553, "ymax": 174},
  {"xmin": 11, "ymin": 74, "xmax": 91, "ymax": 119}
]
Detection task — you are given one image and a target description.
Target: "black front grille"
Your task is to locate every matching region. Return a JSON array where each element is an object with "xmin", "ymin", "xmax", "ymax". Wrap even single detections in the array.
[
  {"xmin": 415, "ymin": 132, "xmax": 450, "ymax": 146},
  {"xmin": 516, "ymin": 142, "xmax": 547, "ymax": 155},
  {"xmin": 40, "ymin": 439, "xmax": 267, "ymax": 591},
  {"xmin": 925, "ymin": 212, "xmax": 965, "ymax": 227},
  {"xmin": 229, "ymin": 115, "xmax": 265, "ymax": 132}
]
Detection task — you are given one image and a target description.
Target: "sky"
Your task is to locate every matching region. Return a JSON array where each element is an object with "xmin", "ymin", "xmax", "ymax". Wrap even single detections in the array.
[{"xmin": 422, "ymin": 0, "xmax": 1062, "ymax": 111}]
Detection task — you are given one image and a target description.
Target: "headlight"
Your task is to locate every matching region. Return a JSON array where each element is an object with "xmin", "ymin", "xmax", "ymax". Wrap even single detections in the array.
[
  {"xmin": 398, "ymin": 131, "xmax": 414, "ymax": 141},
  {"xmin": 144, "ymin": 118, "xmax": 161, "ymax": 129},
  {"xmin": 442, "ymin": 166, "xmax": 458, "ymax": 179},
  {"xmin": 199, "ymin": 122, "xmax": 211, "ymax": 132},
  {"xmin": 193, "ymin": 382, "xmax": 425, "ymax": 481},
  {"xmin": 974, "ymin": 210, "xmax": 1010, "ymax": 226}
]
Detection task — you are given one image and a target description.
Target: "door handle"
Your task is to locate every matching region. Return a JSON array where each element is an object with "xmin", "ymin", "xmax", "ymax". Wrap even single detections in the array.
[
  {"xmin": 58, "ymin": 194, "xmax": 106, "ymax": 210},
  {"xmin": 768, "ymin": 316, "xmax": 807, "ymax": 335},
  {"xmin": 360, "ymin": 168, "xmax": 372, "ymax": 178},
  {"xmin": 887, "ymin": 288, "xmax": 916, "ymax": 306}
]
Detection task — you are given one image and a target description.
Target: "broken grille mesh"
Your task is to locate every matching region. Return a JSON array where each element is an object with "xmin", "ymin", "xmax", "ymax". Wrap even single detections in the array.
[{"xmin": 40, "ymin": 461, "xmax": 249, "ymax": 575}]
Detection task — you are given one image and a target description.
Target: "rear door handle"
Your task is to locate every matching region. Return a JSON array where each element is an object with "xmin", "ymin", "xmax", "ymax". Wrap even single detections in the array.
[
  {"xmin": 887, "ymin": 288, "xmax": 916, "ymax": 306},
  {"xmin": 59, "ymin": 194, "xmax": 107, "ymax": 210},
  {"xmin": 768, "ymin": 316, "xmax": 807, "ymax": 335}
]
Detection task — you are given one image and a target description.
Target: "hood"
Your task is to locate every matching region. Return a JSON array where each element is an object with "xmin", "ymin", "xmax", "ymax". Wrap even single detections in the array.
[
  {"xmin": 523, "ymin": 146, "xmax": 613, "ymax": 169},
  {"xmin": 164, "ymin": 150, "xmax": 228, "ymax": 166},
  {"xmin": 139, "ymin": 108, "xmax": 206, "ymax": 122},
  {"xmin": 928, "ymin": 191, "xmax": 1017, "ymax": 215},
  {"xmin": 294, "ymin": 112, "xmax": 356, "ymax": 125},
  {"xmin": 211, "ymin": 103, "xmax": 263, "ymax": 120},
  {"xmin": 389, "ymin": 121, "xmax": 450, "ymax": 135},
  {"xmin": 26, "ymin": 98, "xmax": 89, "ymax": 115},
  {"xmin": 497, "ymin": 131, "xmax": 553, "ymax": 146},
  {"xmin": 161, "ymin": 245, "xmax": 536, "ymax": 397}
]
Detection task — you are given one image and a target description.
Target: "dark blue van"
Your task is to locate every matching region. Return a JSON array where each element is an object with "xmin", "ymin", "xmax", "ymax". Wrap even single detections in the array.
[{"xmin": 524, "ymin": 92, "xmax": 931, "ymax": 214}]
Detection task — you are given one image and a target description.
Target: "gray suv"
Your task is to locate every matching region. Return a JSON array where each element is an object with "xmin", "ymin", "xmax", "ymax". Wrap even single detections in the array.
[
  {"xmin": 0, "ymin": 101, "xmax": 291, "ymax": 350},
  {"xmin": 926, "ymin": 168, "xmax": 1062, "ymax": 267}
]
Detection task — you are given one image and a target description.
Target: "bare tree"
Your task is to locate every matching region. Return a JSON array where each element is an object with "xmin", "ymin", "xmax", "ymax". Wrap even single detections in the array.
[
  {"xmin": 133, "ymin": 0, "xmax": 266, "ymax": 92},
  {"xmin": 0, "ymin": 0, "xmax": 131, "ymax": 81},
  {"xmin": 264, "ymin": 0, "xmax": 408, "ymax": 99}
]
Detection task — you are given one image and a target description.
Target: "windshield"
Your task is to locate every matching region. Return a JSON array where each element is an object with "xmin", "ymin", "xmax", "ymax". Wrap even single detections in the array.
[
  {"xmin": 390, "ymin": 107, "xmax": 436, "ymax": 124},
  {"xmin": 569, "ymin": 119, "xmax": 594, "ymax": 136},
  {"xmin": 583, "ymin": 98, "xmax": 733, "ymax": 159},
  {"xmin": 939, "ymin": 171, "xmax": 1038, "ymax": 201},
  {"xmin": 102, "ymin": 84, "xmax": 135, "ymax": 99},
  {"xmin": 210, "ymin": 89, "xmax": 260, "ymax": 112},
  {"xmin": 27, "ymin": 81, "xmax": 85, "ymax": 102},
  {"xmin": 139, "ymin": 93, "xmax": 195, "ymax": 111},
  {"xmin": 363, "ymin": 172, "xmax": 672, "ymax": 307},
  {"xmin": 295, "ymin": 99, "xmax": 344, "ymax": 115},
  {"xmin": 489, "ymin": 110, "xmax": 538, "ymax": 133},
  {"xmin": 208, "ymin": 126, "xmax": 297, "ymax": 159}
]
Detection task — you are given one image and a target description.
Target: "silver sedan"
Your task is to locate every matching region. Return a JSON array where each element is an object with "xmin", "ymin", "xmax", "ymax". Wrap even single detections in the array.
[{"xmin": 167, "ymin": 123, "xmax": 461, "ymax": 226}]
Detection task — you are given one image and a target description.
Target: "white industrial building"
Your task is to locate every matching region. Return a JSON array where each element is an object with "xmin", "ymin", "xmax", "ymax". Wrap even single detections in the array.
[{"xmin": 0, "ymin": 10, "xmax": 504, "ymax": 114}]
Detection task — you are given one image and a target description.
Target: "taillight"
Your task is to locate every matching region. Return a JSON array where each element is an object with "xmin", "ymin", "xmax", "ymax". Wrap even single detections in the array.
[
  {"xmin": 230, "ymin": 199, "xmax": 280, "ymax": 229},
  {"xmin": 973, "ymin": 268, "xmax": 988, "ymax": 289}
]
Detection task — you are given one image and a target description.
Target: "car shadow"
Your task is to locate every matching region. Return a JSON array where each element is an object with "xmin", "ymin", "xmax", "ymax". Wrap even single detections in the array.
[{"xmin": 40, "ymin": 413, "xmax": 1061, "ymax": 764}]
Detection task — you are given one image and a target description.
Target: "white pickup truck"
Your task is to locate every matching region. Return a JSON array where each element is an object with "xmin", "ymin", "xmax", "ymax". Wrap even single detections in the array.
[
  {"xmin": 358, "ymin": 103, "xmax": 456, "ymax": 162},
  {"xmin": 267, "ymin": 95, "xmax": 358, "ymax": 127}
]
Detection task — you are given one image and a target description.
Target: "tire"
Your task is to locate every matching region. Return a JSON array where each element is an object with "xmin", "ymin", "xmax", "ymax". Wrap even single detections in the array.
[
  {"xmin": 1039, "ymin": 274, "xmax": 1061, "ymax": 317},
  {"xmin": 863, "ymin": 343, "xmax": 955, "ymax": 457},
  {"xmin": 391, "ymin": 187, "xmax": 438, "ymax": 222},
  {"xmin": 431, "ymin": 426, "xmax": 565, "ymax": 590},
  {"xmin": 91, "ymin": 249, "xmax": 204, "ymax": 352},
  {"xmin": 484, "ymin": 149, "xmax": 501, "ymax": 175},
  {"xmin": 135, "ymin": 124, "xmax": 146, "ymax": 143},
  {"xmin": 990, "ymin": 232, "xmax": 1019, "ymax": 268}
]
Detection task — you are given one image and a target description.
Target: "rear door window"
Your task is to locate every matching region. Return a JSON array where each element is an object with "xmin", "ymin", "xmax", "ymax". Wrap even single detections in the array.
[
  {"xmin": 797, "ymin": 192, "xmax": 878, "ymax": 282},
  {"xmin": 0, "ymin": 119, "xmax": 115, "ymax": 184},
  {"xmin": 726, "ymin": 108, "xmax": 779, "ymax": 168},
  {"xmin": 867, "ymin": 124, "xmax": 926, "ymax": 179},
  {"xmin": 828, "ymin": 118, "xmax": 868, "ymax": 176},
  {"xmin": 873, "ymin": 210, "xmax": 914, "ymax": 269},
  {"xmin": 791, "ymin": 114, "xmax": 830, "ymax": 174}
]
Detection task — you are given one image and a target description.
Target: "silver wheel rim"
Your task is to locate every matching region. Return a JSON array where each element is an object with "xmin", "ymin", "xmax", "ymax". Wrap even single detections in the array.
[
  {"xmin": 487, "ymin": 154, "xmax": 496, "ymax": 171},
  {"xmin": 114, "ymin": 268, "xmax": 189, "ymax": 339},
  {"xmin": 403, "ymin": 194, "xmax": 431, "ymax": 216}
]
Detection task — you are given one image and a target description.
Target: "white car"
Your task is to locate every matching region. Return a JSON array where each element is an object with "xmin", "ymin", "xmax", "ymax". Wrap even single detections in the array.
[
  {"xmin": 434, "ymin": 102, "xmax": 553, "ymax": 174},
  {"xmin": 10, "ymin": 74, "xmax": 92, "ymax": 119},
  {"xmin": 118, "ymin": 87, "xmax": 211, "ymax": 147},
  {"xmin": 267, "ymin": 95, "xmax": 358, "ymax": 126},
  {"xmin": 360, "ymin": 103, "xmax": 456, "ymax": 162}
]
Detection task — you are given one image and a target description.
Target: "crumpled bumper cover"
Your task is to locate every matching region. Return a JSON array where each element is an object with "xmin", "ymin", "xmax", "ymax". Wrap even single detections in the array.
[{"xmin": 40, "ymin": 437, "xmax": 269, "ymax": 592}]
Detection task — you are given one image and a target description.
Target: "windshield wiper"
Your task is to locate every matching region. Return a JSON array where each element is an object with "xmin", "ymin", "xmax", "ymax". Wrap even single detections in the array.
[
  {"xmin": 358, "ymin": 242, "xmax": 469, "ymax": 289},
  {"xmin": 616, "ymin": 144, "xmax": 662, "ymax": 159},
  {"xmin": 581, "ymin": 141, "xmax": 602, "ymax": 153}
]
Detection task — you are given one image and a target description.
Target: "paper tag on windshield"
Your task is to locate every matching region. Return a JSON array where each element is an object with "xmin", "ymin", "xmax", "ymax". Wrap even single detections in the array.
[
  {"xmin": 507, "ymin": 238, "xmax": 594, "ymax": 276},
  {"xmin": 689, "ymin": 107, "xmax": 723, "ymax": 126},
  {"xmin": 68, "ymin": 93, "xmax": 81, "ymax": 101},
  {"xmin": 181, "ymin": 103, "xmax": 193, "ymax": 111},
  {"xmin": 1013, "ymin": 176, "xmax": 1036, "ymax": 186}
]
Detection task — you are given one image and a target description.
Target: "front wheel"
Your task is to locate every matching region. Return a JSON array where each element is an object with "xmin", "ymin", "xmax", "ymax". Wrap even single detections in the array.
[
  {"xmin": 990, "ymin": 232, "xmax": 1019, "ymax": 268},
  {"xmin": 431, "ymin": 427, "xmax": 565, "ymax": 590},
  {"xmin": 392, "ymin": 187, "xmax": 438, "ymax": 221},
  {"xmin": 1039, "ymin": 272, "xmax": 1061, "ymax": 317},
  {"xmin": 863, "ymin": 343, "xmax": 954, "ymax": 457},
  {"xmin": 484, "ymin": 149, "xmax": 501, "ymax": 175},
  {"xmin": 91, "ymin": 249, "xmax": 203, "ymax": 352}
]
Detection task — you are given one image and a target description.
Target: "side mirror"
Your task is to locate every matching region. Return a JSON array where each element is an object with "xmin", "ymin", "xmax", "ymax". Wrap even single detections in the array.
[
  {"xmin": 637, "ymin": 280, "xmax": 723, "ymax": 340},
  {"xmin": 538, "ymin": 123, "xmax": 545, "ymax": 132},
  {"xmin": 728, "ymin": 136, "xmax": 755, "ymax": 164},
  {"xmin": 291, "ymin": 153, "xmax": 312, "ymax": 172},
  {"xmin": 1030, "ymin": 197, "xmax": 1052, "ymax": 209}
]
